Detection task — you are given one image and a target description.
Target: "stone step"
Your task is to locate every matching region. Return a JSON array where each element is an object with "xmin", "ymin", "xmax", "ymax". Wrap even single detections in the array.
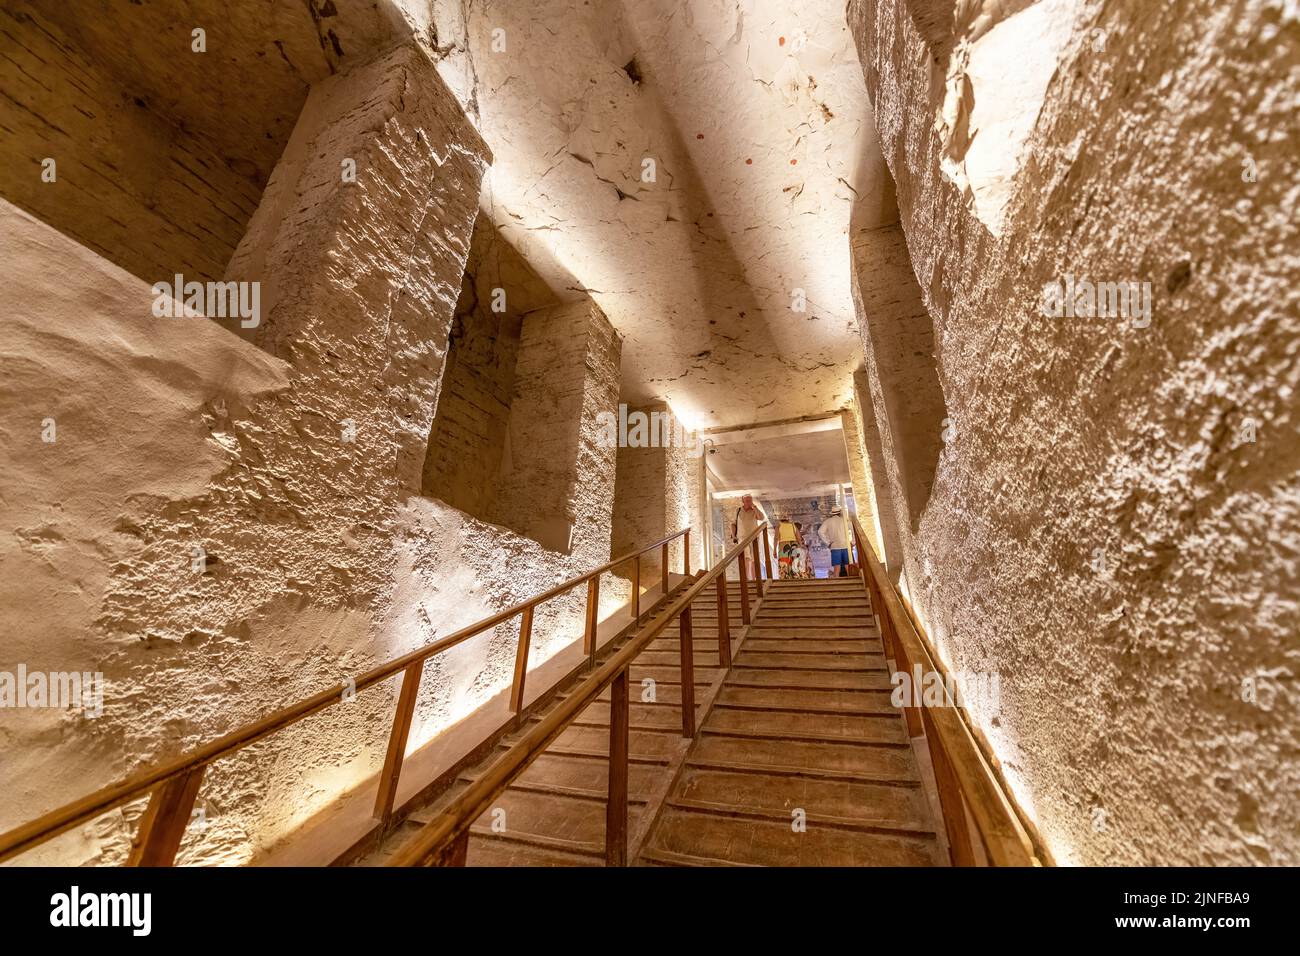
[
  {"xmin": 670, "ymin": 767, "xmax": 936, "ymax": 833},
  {"xmin": 724, "ymin": 667, "xmax": 894, "ymax": 690},
  {"xmin": 738, "ymin": 638, "xmax": 882, "ymax": 655},
  {"xmin": 528, "ymin": 723, "xmax": 685, "ymax": 761},
  {"xmin": 469, "ymin": 787, "xmax": 639, "ymax": 854},
  {"xmin": 635, "ymin": 650, "xmax": 729, "ymax": 668},
  {"xmin": 742, "ymin": 626, "xmax": 877, "ymax": 640},
  {"xmin": 468, "ymin": 836, "xmax": 602, "ymax": 867},
  {"xmin": 715, "ymin": 684, "xmax": 896, "ymax": 714},
  {"xmin": 570, "ymin": 699, "xmax": 699, "ymax": 731},
  {"xmin": 733, "ymin": 651, "xmax": 888, "ymax": 671},
  {"xmin": 703, "ymin": 707, "xmax": 908, "ymax": 744},
  {"xmin": 687, "ymin": 733, "xmax": 919, "ymax": 782},
  {"xmin": 465, "ymin": 751, "xmax": 663, "ymax": 803},
  {"xmin": 756, "ymin": 602, "xmax": 871, "ymax": 613},
  {"xmin": 628, "ymin": 664, "xmax": 714, "ymax": 686},
  {"xmin": 644, "ymin": 807, "xmax": 942, "ymax": 867}
]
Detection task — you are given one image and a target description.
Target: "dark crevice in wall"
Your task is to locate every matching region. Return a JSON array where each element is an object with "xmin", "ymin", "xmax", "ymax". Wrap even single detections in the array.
[{"xmin": 421, "ymin": 213, "xmax": 562, "ymax": 546}]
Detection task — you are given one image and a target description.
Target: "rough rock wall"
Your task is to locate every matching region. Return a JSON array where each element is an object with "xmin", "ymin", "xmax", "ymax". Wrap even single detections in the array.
[
  {"xmin": 839, "ymin": 405, "xmax": 884, "ymax": 560},
  {"xmin": 421, "ymin": 212, "xmax": 560, "ymax": 523},
  {"xmin": 0, "ymin": 3, "xmax": 269, "ymax": 283},
  {"xmin": 421, "ymin": 278, "xmax": 524, "ymax": 519},
  {"xmin": 610, "ymin": 403, "xmax": 704, "ymax": 580},
  {"xmin": 492, "ymin": 301, "xmax": 623, "ymax": 554},
  {"xmin": 847, "ymin": 0, "xmax": 1300, "ymax": 864},
  {"xmin": 0, "ymin": 0, "xmax": 422, "ymax": 286},
  {"xmin": 391, "ymin": 298, "xmax": 628, "ymax": 746},
  {"xmin": 850, "ymin": 370, "xmax": 904, "ymax": 581},
  {"xmin": 0, "ymin": 200, "xmax": 290, "ymax": 860},
  {"xmin": 849, "ymin": 218, "xmax": 947, "ymax": 534},
  {"xmin": 0, "ymin": 41, "xmax": 491, "ymax": 864}
]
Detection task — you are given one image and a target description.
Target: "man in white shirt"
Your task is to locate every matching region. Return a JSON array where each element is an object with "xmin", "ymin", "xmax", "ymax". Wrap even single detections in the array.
[
  {"xmin": 731, "ymin": 494, "xmax": 770, "ymax": 579},
  {"xmin": 818, "ymin": 509, "xmax": 851, "ymax": 577}
]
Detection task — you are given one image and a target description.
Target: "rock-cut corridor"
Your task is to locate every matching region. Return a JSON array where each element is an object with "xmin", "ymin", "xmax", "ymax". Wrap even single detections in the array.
[{"xmin": 0, "ymin": 0, "xmax": 1296, "ymax": 877}]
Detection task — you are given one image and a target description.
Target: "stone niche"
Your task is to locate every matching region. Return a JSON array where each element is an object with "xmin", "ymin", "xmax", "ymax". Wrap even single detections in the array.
[
  {"xmin": 0, "ymin": 26, "xmax": 492, "ymax": 864},
  {"xmin": 420, "ymin": 222, "xmax": 623, "ymax": 556},
  {"xmin": 422, "ymin": 216, "xmax": 560, "ymax": 539},
  {"xmin": 0, "ymin": 0, "xmax": 402, "ymax": 287},
  {"xmin": 491, "ymin": 300, "xmax": 624, "ymax": 554}
]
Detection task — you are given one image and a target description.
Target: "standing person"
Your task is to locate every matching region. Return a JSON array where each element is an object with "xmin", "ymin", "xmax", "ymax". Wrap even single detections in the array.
[
  {"xmin": 777, "ymin": 516, "xmax": 799, "ymax": 579},
  {"xmin": 793, "ymin": 521, "xmax": 811, "ymax": 578},
  {"xmin": 731, "ymin": 494, "xmax": 770, "ymax": 579},
  {"xmin": 818, "ymin": 508, "xmax": 851, "ymax": 578}
]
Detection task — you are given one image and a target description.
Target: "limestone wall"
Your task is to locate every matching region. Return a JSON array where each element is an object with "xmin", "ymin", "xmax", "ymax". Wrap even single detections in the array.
[
  {"xmin": 0, "ymin": 3, "xmax": 271, "ymax": 283},
  {"xmin": 0, "ymin": 1, "xmax": 650, "ymax": 865},
  {"xmin": 0, "ymin": 0, "xmax": 416, "ymax": 286},
  {"xmin": 839, "ymin": 404, "xmax": 884, "ymax": 561},
  {"xmin": 421, "ymin": 282, "xmax": 524, "ymax": 521},
  {"xmin": 421, "ymin": 213, "xmax": 561, "ymax": 524},
  {"xmin": 847, "ymin": 0, "xmax": 1300, "ymax": 864},
  {"xmin": 0, "ymin": 41, "xmax": 493, "ymax": 865},
  {"xmin": 492, "ymin": 301, "xmax": 623, "ymax": 554},
  {"xmin": 611, "ymin": 403, "xmax": 704, "ymax": 580}
]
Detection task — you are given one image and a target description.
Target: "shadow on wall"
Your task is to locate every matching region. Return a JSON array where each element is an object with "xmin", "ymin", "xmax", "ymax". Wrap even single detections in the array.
[
  {"xmin": 604, "ymin": 20, "xmax": 779, "ymax": 422},
  {"xmin": 422, "ymin": 207, "xmax": 622, "ymax": 556},
  {"xmin": 849, "ymin": 167, "xmax": 947, "ymax": 534},
  {"xmin": 0, "ymin": 0, "xmax": 402, "ymax": 289},
  {"xmin": 904, "ymin": 0, "xmax": 963, "ymax": 63},
  {"xmin": 421, "ymin": 213, "xmax": 560, "ymax": 547}
]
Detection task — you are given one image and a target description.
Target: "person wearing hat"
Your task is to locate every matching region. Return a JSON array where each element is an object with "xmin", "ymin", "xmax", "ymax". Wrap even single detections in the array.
[{"xmin": 818, "ymin": 508, "xmax": 851, "ymax": 577}]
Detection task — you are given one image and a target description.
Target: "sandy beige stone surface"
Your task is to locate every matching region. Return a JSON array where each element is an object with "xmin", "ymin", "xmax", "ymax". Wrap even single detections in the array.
[{"xmin": 847, "ymin": 0, "xmax": 1299, "ymax": 864}]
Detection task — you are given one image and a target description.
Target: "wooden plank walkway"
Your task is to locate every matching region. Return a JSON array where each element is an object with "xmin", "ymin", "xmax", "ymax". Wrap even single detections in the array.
[
  {"xmin": 637, "ymin": 577, "xmax": 944, "ymax": 867},
  {"xmin": 357, "ymin": 576, "xmax": 944, "ymax": 867}
]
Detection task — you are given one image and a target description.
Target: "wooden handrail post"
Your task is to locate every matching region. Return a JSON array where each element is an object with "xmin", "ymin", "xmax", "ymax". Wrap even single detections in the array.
[
  {"xmin": 446, "ymin": 827, "xmax": 470, "ymax": 866},
  {"xmin": 737, "ymin": 553, "xmax": 751, "ymax": 625},
  {"xmin": 661, "ymin": 541, "xmax": 669, "ymax": 596},
  {"xmin": 762, "ymin": 529, "xmax": 774, "ymax": 583},
  {"xmin": 606, "ymin": 668, "xmax": 630, "ymax": 866},
  {"xmin": 375, "ymin": 659, "xmax": 425, "ymax": 821},
  {"xmin": 631, "ymin": 555, "xmax": 640, "ymax": 623},
  {"xmin": 877, "ymin": 581, "xmax": 898, "ymax": 662},
  {"xmin": 510, "ymin": 607, "xmax": 534, "ymax": 714},
  {"xmin": 585, "ymin": 575, "xmax": 600, "ymax": 668},
  {"xmin": 679, "ymin": 606, "xmax": 696, "ymax": 738},
  {"xmin": 715, "ymin": 573, "xmax": 732, "ymax": 667},
  {"xmin": 127, "ymin": 766, "xmax": 205, "ymax": 866},
  {"xmin": 751, "ymin": 539, "xmax": 764, "ymax": 597},
  {"xmin": 683, "ymin": 529, "xmax": 691, "ymax": 576}
]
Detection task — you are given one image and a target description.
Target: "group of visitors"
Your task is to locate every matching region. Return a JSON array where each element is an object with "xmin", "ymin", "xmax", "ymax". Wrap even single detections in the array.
[{"xmin": 729, "ymin": 495, "xmax": 854, "ymax": 579}]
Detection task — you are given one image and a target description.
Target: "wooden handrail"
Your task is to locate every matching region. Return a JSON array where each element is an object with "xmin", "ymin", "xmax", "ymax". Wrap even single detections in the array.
[
  {"xmin": 394, "ymin": 523, "xmax": 771, "ymax": 867},
  {"xmin": 847, "ymin": 514, "xmax": 1039, "ymax": 867},
  {"xmin": 0, "ymin": 527, "xmax": 694, "ymax": 865}
]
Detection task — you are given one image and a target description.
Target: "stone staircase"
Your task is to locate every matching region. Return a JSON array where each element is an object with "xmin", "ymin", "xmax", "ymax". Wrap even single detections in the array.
[
  {"xmin": 638, "ymin": 576, "xmax": 944, "ymax": 865},
  {"xmin": 357, "ymin": 575, "xmax": 943, "ymax": 866}
]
